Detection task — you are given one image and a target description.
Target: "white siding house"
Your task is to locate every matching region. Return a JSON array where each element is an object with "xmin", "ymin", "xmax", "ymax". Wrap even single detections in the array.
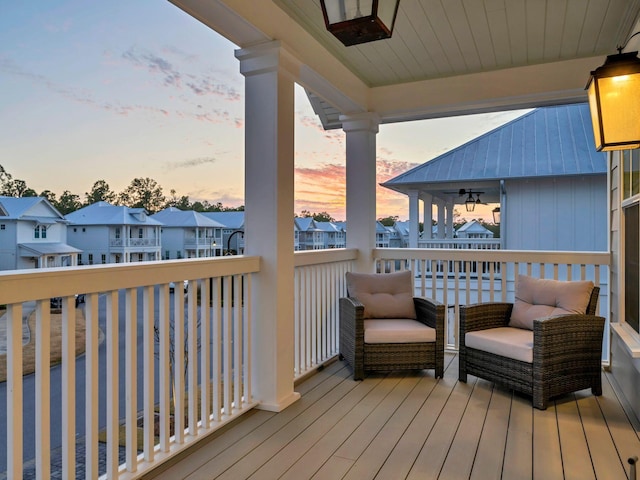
[
  {"xmin": 456, "ymin": 219, "xmax": 494, "ymax": 239},
  {"xmin": 0, "ymin": 196, "xmax": 80, "ymax": 270},
  {"xmin": 201, "ymin": 211, "xmax": 245, "ymax": 254},
  {"xmin": 151, "ymin": 207, "xmax": 224, "ymax": 259},
  {"xmin": 65, "ymin": 201, "xmax": 162, "ymax": 264},
  {"xmin": 382, "ymin": 104, "xmax": 608, "ymax": 252}
]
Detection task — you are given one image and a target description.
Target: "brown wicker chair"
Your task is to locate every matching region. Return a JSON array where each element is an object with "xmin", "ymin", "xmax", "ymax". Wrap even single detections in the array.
[
  {"xmin": 339, "ymin": 271, "xmax": 445, "ymax": 380},
  {"xmin": 459, "ymin": 276, "xmax": 604, "ymax": 410}
]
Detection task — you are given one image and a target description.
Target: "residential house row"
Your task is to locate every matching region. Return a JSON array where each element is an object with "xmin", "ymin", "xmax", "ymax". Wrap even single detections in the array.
[{"xmin": 0, "ymin": 196, "xmax": 498, "ymax": 272}]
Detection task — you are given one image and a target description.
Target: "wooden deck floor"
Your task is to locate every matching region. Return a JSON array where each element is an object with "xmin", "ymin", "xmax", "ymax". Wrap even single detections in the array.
[{"xmin": 147, "ymin": 354, "xmax": 640, "ymax": 480}]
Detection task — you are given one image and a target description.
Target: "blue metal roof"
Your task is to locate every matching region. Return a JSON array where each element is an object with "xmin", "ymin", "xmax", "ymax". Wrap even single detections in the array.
[
  {"xmin": 382, "ymin": 104, "xmax": 606, "ymax": 190},
  {"xmin": 151, "ymin": 207, "xmax": 224, "ymax": 228}
]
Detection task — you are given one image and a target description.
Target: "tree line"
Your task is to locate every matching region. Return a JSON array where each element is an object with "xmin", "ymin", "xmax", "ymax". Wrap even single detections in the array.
[{"xmin": 0, "ymin": 164, "xmax": 244, "ymax": 215}]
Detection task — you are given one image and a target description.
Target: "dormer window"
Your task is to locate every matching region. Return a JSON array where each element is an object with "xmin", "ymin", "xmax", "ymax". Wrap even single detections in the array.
[{"xmin": 34, "ymin": 225, "xmax": 47, "ymax": 239}]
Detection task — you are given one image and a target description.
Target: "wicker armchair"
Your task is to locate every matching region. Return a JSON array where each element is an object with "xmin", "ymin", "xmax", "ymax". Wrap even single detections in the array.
[
  {"xmin": 339, "ymin": 271, "xmax": 445, "ymax": 380},
  {"xmin": 459, "ymin": 275, "xmax": 604, "ymax": 410}
]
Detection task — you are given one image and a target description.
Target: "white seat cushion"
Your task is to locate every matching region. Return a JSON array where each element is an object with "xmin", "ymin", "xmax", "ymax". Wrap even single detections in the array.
[
  {"xmin": 465, "ymin": 327, "xmax": 534, "ymax": 363},
  {"xmin": 364, "ymin": 319, "xmax": 436, "ymax": 344}
]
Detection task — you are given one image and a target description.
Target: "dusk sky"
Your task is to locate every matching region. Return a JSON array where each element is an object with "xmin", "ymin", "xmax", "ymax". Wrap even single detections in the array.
[{"xmin": 0, "ymin": 1, "xmax": 528, "ymax": 222}]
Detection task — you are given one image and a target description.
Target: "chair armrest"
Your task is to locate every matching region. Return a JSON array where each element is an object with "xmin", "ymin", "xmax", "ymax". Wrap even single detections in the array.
[
  {"xmin": 533, "ymin": 314, "xmax": 605, "ymax": 364},
  {"xmin": 414, "ymin": 297, "xmax": 445, "ymax": 331},
  {"xmin": 459, "ymin": 302, "xmax": 513, "ymax": 335},
  {"xmin": 339, "ymin": 297, "xmax": 365, "ymax": 379}
]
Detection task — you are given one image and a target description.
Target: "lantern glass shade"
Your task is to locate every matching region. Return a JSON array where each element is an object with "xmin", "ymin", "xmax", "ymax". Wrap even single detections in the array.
[
  {"xmin": 586, "ymin": 51, "xmax": 640, "ymax": 151},
  {"xmin": 492, "ymin": 207, "xmax": 501, "ymax": 225},
  {"xmin": 320, "ymin": 0, "xmax": 400, "ymax": 47},
  {"xmin": 465, "ymin": 196, "xmax": 476, "ymax": 212}
]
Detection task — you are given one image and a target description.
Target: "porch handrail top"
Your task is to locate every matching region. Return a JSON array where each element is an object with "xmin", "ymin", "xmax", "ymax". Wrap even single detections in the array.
[
  {"xmin": 374, "ymin": 247, "xmax": 610, "ymax": 265},
  {"xmin": 294, "ymin": 247, "xmax": 358, "ymax": 267},
  {"xmin": 0, "ymin": 255, "xmax": 260, "ymax": 304}
]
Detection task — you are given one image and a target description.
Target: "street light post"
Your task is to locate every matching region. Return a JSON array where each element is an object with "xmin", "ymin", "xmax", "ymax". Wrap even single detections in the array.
[{"xmin": 226, "ymin": 230, "xmax": 244, "ymax": 255}]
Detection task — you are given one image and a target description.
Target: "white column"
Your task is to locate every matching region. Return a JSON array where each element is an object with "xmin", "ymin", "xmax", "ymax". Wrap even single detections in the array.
[
  {"xmin": 408, "ymin": 189, "xmax": 419, "ymax": 248},
  {"xmin": 446, "ymin": 199, "xmax": 455, "ymax": 238},
  {"xmin": 236, "ymin": 41, "xmax": 299, "ymax": 412},
  {"xmin": 422, "ymin": 193, "xmax": 433, "ymax": 239},
  {"xmin": 436, "ymin": 200, "xmax": 446, "ymax": 239},
  {"xmin": 342, "ymin": 112, "xmax": 380, "ymax": 273}
]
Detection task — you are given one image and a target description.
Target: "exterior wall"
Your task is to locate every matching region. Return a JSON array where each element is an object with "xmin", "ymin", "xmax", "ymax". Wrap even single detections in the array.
[
  {"xmin": 0, "ymin": 221, "xmax": 17, "ymax": 270},
  {"xmin": 161, "ymin": 228, "xmax": 186, "ymax": 259},
  {"xmin": 504, "ymin": 176, "xmax": 607, "ymax": 251},
  {"xmin": 68, "ymin": 225, "xmax": 110, "ymax": 265}
]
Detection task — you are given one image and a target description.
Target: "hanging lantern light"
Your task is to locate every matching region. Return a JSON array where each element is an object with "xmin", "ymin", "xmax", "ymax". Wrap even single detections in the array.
[
  {"xmin": 320, "ymin": 0, "xmax": 400, "ymax": 47},
  {"xmin": 586, "ymin": 40, "xmax": 640, "ymax": 151},
  {"xmin": 492, "ymin": 207, "xmax": 501, "ymax": 225}
]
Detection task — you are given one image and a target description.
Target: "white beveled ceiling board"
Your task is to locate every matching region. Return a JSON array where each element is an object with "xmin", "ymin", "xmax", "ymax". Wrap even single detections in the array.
[
  {"xmin": 370, "ymin": 56, "xmax": 602, "ymax": 122},
  {"xmin": 171, "ymin": 0, "xmax": 640, "ymax": 121}
]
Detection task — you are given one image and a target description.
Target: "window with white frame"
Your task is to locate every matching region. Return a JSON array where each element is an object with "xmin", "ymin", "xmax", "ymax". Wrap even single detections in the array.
[{"xmin": 622, "ymin": 148, "xmax": 640, "ymax": 334}]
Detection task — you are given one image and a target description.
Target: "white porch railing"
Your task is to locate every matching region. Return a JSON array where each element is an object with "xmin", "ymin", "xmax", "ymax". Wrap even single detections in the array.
[
  {"xmin": 0, "ymin": 247, "xmax": 611, "ymax": 478},
  {"xmin": 373, "ymin": 248, "xmax": 610, "ymax": 357},
  {"xmin": 418, "ymin": 238, "xmax": 501, "ymax": 249},
  {"xmin": 0, "ymin": 256, "xmax": 259, "ymax": 479},
  {"xmin": 293, "ymin": 249, "xmax": 356, "ymax": 380}
]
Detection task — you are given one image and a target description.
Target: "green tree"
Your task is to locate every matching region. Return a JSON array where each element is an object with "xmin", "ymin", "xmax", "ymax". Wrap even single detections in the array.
[
  {"xmin": 40, "ymin": 190, "xmax": 57, "ymax": 204},
  {"xmin": 85, "ymin": 180, "xmax": 116, "ymax": 205},
  {"xmin": 378, "ymin": 215, "xmax": 399, "ymax": 227},
  {"xmin": 4, "ymin": 178, "xmax": 36, "ymax": 197},
  {"xmin": 118, "ymin": 177, "xmax": 166, "ymax": 213},
  {"xmin": 165, "ymin": 189, "xmax": 191, "ymax": 210},
  {"xmin": 55, "ymin": 190, "xmax": 82, "ymax": 214},
  {"xmin": 296, "ymin": 210, "xmax": 334, "ymax": 222}
]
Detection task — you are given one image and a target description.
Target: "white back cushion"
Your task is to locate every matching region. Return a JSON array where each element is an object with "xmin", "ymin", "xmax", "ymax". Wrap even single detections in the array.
[
  {"xmin": 509, "ymin": 275, "xmax": 594, "ymax": 330},
  {"xmin": 346, "ymin": 270, "xmax": 416, "ymax": 319}
]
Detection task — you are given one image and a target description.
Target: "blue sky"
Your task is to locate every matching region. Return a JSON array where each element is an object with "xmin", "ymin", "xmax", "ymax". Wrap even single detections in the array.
[{"xmin": 0, "ymin": 1, "xmax": 526, "ymax": 221}]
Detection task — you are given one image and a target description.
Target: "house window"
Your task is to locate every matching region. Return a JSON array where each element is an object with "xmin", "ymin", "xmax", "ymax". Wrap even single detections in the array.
[
  {"xmin": 88, "ymin": 253, "xmax": 94, "ymax": 265},
  {"xmin": 165, "ymin": 250, "xmax": 170, "ymax": 259},
  {"xmin": 623, "ymin": 149, "xmax": 640, "ymax": 334},
  {"xmin": 138, "ymin": 253, "xmax": 143, "ymax": 262},
  {"xmin": 78, "ymin": 253, "xmax": 82, "ymax": 264},
  {"xmin": 0, "ymin": 224, "xmax": 4, "ymax": 230},
  {"xmin": 101, "ymin": 254, "xmax": 106, "ymax": 264},
  {"xmin": 115, "ymin": 227, "xmax": 121, "ymax": 239},
  {"xmin": 624, "ymin": 203, "xmax": 639, "ymax": 334},
  {"xmin": 624, "ymin": 148, "xmax": 640, "ymax": 198},
  {"xmin": 138, "ymin": 228, "xmax": 143, "ymax": 239},
  {"xmin": 34, "ymin": 225, "xmax": 47, "ymax": 239}
]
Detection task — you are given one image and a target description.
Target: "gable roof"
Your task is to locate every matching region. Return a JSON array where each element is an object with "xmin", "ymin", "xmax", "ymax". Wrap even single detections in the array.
[
  {"xmin": 65, "ymin": 202, "xmax": 163, "ymax": 226},
  {"xmin": 151, "ymin": 207, "xmax": 224, "ymax": 228},
  {"xmin": 381, "ymin": 104, "xmax": 607, "ymax": 200},
  {"xmin": 201, "ymin": 211, "xmax": 245, "ymax": 229},
  {"xmin": 457, "ymin": 219, "xmax": 492, "ymax": 234},
  {"xmin": 0, "ymin": 196, "xmax": 66, "ymax": 221}
]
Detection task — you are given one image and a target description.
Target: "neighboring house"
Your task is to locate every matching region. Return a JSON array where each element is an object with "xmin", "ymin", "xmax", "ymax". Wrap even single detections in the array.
[
  {"xmin": 392, "ymin": 220, "xmax": 410, "ymax": 247},
  {"xmin": 201, "ymin": 211, "xmax": 245, "ymax": 254},
  {"xmin": 295, "ymin": 217, "xmax": 324, "ymax": 250},
  {"xmin": 151, "ymin": 207, "xmax": 224, "ymax": 259},
  {"xmin": 382, "ymin": 104, "xmax": 608, "ymax": 252},
  {"xmin": 0, "ymin": 196, "xmax": 80, "ymax": 270},
  {"xmin": 315, "ymin": 221, "xmax": 346, "ymax": 249},
  {"xmin": 456, "ymin": 219, "xmax": 494, "ymax": 239},
  {"xmin": 375, "ymin": 221, "xmax": 390, "ymax": 248},
  {"xmin": 65, "ymin": 202, "xmax": 163, "ymax": 264}
]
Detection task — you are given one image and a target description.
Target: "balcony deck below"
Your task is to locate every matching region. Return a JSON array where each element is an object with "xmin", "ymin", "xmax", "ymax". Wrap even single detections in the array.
[{"xmin": 144, "ymin": 353, "xmax": 640, "ymax": 480}]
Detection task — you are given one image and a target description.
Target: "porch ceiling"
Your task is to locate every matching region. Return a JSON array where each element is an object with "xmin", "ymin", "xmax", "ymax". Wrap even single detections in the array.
[{"xmin": 171, "ymin": 0, "xmax": 640, "ymax": 123}]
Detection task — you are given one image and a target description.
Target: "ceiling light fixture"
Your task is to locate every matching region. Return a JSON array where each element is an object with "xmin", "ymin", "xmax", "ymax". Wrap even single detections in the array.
[
  {"xmin": 492, "ymin": 207, "xmax": 501, "ymax": 225},
  {"xmin": 320, "ymin": 0, "xmax": 400, "ymax": 47},
  {"xmin": 586, "ymin": 32, "xmax": 640, "ymax": 151},
  {"xmin": 465, "ymin": 193, "xmax": 476, "ymax": 212}
]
